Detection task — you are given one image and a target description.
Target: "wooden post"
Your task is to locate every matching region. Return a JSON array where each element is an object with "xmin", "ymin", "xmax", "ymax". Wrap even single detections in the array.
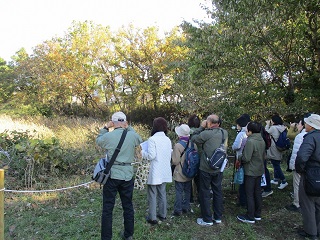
[{"xmin": 0, "ymin": 169, "xmax": 4, "ymax": 240}]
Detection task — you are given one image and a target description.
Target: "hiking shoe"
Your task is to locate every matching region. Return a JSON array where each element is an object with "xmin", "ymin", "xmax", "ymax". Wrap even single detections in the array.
[
  {"xmin": 262, "ymin": 190, "xmax": 273, "ymax": 198},
  {"xmin": 196, "ymin": 218, "xmax": 213, "ymax": 226},
  {"xmin": 270, "ymin": 179, "xmax": 279, "ymax": 185},
  {"xmin": 297, "ymin": 229, "xmax": 318, "ymax": 240},
  {"xmin": 278, "ymin": 182, "xmax": 288, "ymax": 189},
  {"xmin": 172, "ymin": 211, "xmax": 182, "ymax": 217},
  {"xmin": 285, "ymin": 204, "xmax": 300, "ymax": 212},
  {"xmin": 237, "ymin": 214, "xmax": 255, "ymax": 224}
]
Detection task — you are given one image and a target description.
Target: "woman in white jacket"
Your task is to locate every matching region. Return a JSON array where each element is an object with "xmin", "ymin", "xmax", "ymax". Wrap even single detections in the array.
[
  {"xmin": 285, "ymin": 116, "xmax": 308, "ymax": 212},
  {"xmin": 142, "ymin": 117, "xmax": 172, "ymax": 225}
]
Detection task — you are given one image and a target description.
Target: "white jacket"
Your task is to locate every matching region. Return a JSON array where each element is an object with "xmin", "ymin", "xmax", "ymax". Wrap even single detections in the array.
[
  {"xmin": 289, "ymin": 129, "xmax": 307, "ymax": 170},
  {"xmin": 142, "ymin": 132, "xmax": 173, "ymax": 185},
  {"xmin": 232, "ymin": 128, "xmax": 247, "ymax": 159}
]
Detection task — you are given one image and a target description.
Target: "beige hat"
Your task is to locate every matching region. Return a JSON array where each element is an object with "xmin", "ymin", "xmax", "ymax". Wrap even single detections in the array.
[
  {"xmin": 111, "ymin": 111, "xmax": 126, "ymax": 122},
  {"xmin": 304, "ymin": 114, "xmax": 320, "ymax": 130},
  {"xmin": 175, "ymin": 124, "xmax": 190, "ymax": 137}
]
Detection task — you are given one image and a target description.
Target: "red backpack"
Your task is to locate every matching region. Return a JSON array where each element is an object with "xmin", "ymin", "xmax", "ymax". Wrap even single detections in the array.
[{"xmin": 261, "ymin": 127, "xmax": 272, "ymax": 150}]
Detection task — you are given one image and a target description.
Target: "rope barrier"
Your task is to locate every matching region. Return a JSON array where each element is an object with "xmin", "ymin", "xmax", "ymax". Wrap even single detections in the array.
[{"xmin": 3, "ymin": 181, "xmax": 95, "ymax": 193}]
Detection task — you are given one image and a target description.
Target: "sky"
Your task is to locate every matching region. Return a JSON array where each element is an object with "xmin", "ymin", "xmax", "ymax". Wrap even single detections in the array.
[{"xmin": 0, "ymin": 0, "xmax": 211, "ymax": 62}]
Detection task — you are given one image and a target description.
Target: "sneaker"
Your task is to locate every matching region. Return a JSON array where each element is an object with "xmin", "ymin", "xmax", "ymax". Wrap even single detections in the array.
[
  {"xmin": 270, "ymin": 179, "xmax": 279, "ymax": 185},
  {"xmin": 197, "ymin": 218, "xmax": 213, "ymax": 226},
  {"xmin": 285, "ymin": 204, "xmax": 300, "ymax": 212},
  {"xmin": 278, "ymin": 182, "xmax": 288, "ymax": 189},
  {"xmin": 237, "ymin": 214, "xmax": 255, "ymax": 224},
  {"xmin": 213, "ymin": 219, "xmax": 222, "ymax": 224},
  {"xmin": 261, "ymin": 190, "xmax": 273, "ymax": 198},
  {"xmin": 212, "ymin": 214, "xmax": 222, "ymax": 224},
  {"xmin": 254, "ymin": 217, "xmax": 262, "ymax": 221},
  {"xmin": 120, "ymin": 231, "xmax": 133, "ymax": 240}
]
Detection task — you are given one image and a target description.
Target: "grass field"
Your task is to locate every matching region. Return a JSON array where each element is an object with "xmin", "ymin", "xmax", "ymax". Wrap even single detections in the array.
[{"xmin": 1, "ymin": 115, "xmax": 303, "ymax": 239}]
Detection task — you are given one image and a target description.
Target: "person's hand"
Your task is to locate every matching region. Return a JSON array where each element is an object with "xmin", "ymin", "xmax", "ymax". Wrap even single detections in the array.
[
  {"xmin": 201, "ymin": 120, "xmax": 207, "ymax": 128},
  {"xmin": 265, "ymin": 120, "xmax": 271, "ymax": 126},
  {"xmin": 106, "ymin": 121, "xmax": 114, "ymax": 128},
  {"xmin": 290, "ymin": 122, "xmax": 296, "ymax": 128},
  {"xmin": 297, "ymin": 121, "xmax": 303, "ymax": 132}
]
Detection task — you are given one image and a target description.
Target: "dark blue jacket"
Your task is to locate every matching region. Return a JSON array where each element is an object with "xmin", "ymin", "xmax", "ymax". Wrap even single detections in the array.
[{"xmin": 295, "ymin": 130, "xmax": 320, "ymax": 174}]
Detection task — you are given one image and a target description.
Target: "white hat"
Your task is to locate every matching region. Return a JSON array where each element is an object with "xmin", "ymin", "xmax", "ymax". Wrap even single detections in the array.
[
  {"xmin": 304, "ymin": 114, "xmax": 320, "ymax": 130},
  {"xmin": 111, "ymin": 111, "xmax": 127, "ymax": 122},
  {"xmin": 175, "ymin": 124, "xmax": 190, "ymax": 137}
]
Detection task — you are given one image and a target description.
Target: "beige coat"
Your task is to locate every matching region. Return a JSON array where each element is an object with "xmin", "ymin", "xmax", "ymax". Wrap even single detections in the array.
[{"xmin": 171, "ymin": 140, "xmax": 197, "ymax": 182}]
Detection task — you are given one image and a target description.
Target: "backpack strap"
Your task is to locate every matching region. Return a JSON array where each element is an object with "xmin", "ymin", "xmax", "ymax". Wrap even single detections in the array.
[
  {"xmin": 204, "ymin": 128, "xmax": 225, "ymax": 159},
  {"xmin": 103, "ymin": 129, "xmax": 128, "ymax": 174},
  {"xmin": 179, "ymin": 139, "xmax": 190, "ymax": 158}
]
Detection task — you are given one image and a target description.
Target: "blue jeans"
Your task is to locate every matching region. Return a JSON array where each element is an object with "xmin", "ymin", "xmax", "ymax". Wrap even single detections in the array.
[
  {"xmin": 270, "ymin": 159, "xmax": 286, "ymax": 182},
  {"xmin": 198, "ymin": 170, "xmax": 224, "ymax": 222},
  {"xmin": 101, "ymin": 178, "xmax": 134, "ymax": 240},
  {"xmin": 174, "ymin": 180, "xmax": 192, "ymax": 213}
]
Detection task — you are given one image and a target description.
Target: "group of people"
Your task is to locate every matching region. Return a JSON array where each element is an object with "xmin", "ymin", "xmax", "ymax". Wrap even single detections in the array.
[{"xmin": 96, "ymin": 111, "xmax": 320, "ymax": 240}]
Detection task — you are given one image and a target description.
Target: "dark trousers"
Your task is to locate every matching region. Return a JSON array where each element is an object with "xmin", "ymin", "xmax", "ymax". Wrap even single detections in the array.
[
  {"xmin": 238, "ymin": 183, "xmax": 247, "ymax": 206},
  {"xmin": 263, "ymin": 160, "xmax": 272, "ymax": 192},
  {"xmin": 199, "ymin": 170, "xmax": 223, "ymax": 222},
  {"xmin": 101, "ymin": 178, "xmax": 134, "ymax": 240},
  {"xmin": 244, "ymin": 175, "xmax": 262, "ymax": 219},
  {"xmin": 299, "ymin": 176, "xmax": 320, "ymax": 236}
]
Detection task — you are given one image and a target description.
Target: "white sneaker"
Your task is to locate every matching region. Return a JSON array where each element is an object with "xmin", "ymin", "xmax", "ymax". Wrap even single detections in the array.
[
  {"xmin": 213, "ymin": 219, "xmax": 222, "ymax": 224},
  {"xmin": 270, "ymin": 179, "xmax": 279, "ymax": 185},
  {"xmin": 197, "ymin": 218, "xmax": 213, "ymax": 226},
  {"xmin": 212, "ymin": 215, "xmax": 222, "ymax": 224},
  {"xmin": 278, "ymin": 182, "xmax": 288, "ymax": 189}
]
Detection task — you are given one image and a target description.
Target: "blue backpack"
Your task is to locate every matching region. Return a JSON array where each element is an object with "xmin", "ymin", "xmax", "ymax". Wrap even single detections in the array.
[
  {"xmin": 178, "ymin": 140, "xmax": 200, "ymax": 178},
  {"xmin": 272, "ymin": 129, "xmax": 291, "ymax": 151}
]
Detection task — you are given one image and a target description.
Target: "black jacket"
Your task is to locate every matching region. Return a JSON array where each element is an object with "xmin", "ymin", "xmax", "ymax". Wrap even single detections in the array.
[{"xmin": 295, "ymin": 130, "xmax": 320, "ymax": 174}]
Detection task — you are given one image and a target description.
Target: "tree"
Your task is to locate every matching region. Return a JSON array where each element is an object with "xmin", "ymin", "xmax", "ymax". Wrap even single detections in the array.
[
  {"xmin": 106, "ymin": 25, "xmax": 188, "ymax": 111},
  {"xmin": 180, "ymin": 0, "xmax": 320, "ymax": 119},
  {"xmin": 0, "ymin": 58, "xmax": 15, "ymax": 103}
]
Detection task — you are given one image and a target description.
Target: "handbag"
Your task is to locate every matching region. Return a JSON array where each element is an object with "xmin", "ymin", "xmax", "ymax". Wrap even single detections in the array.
[
  {"xmin": 234, "ymin": 167, "xmax": 244, "ymax": 184},
  {"xmin": 92, "ymin": 129, "xmax": 128, "ymax": 185},
  {"xmin": 206, "ymin": 129, "xmax": 227, "ymax": 170},
  {"xmin": 304, "ymin": 167, "xmax": 320, "ymax": 197},
  {"xmin": 261, "ymin": 173, "xmax": 267, "ymax": 186}
]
